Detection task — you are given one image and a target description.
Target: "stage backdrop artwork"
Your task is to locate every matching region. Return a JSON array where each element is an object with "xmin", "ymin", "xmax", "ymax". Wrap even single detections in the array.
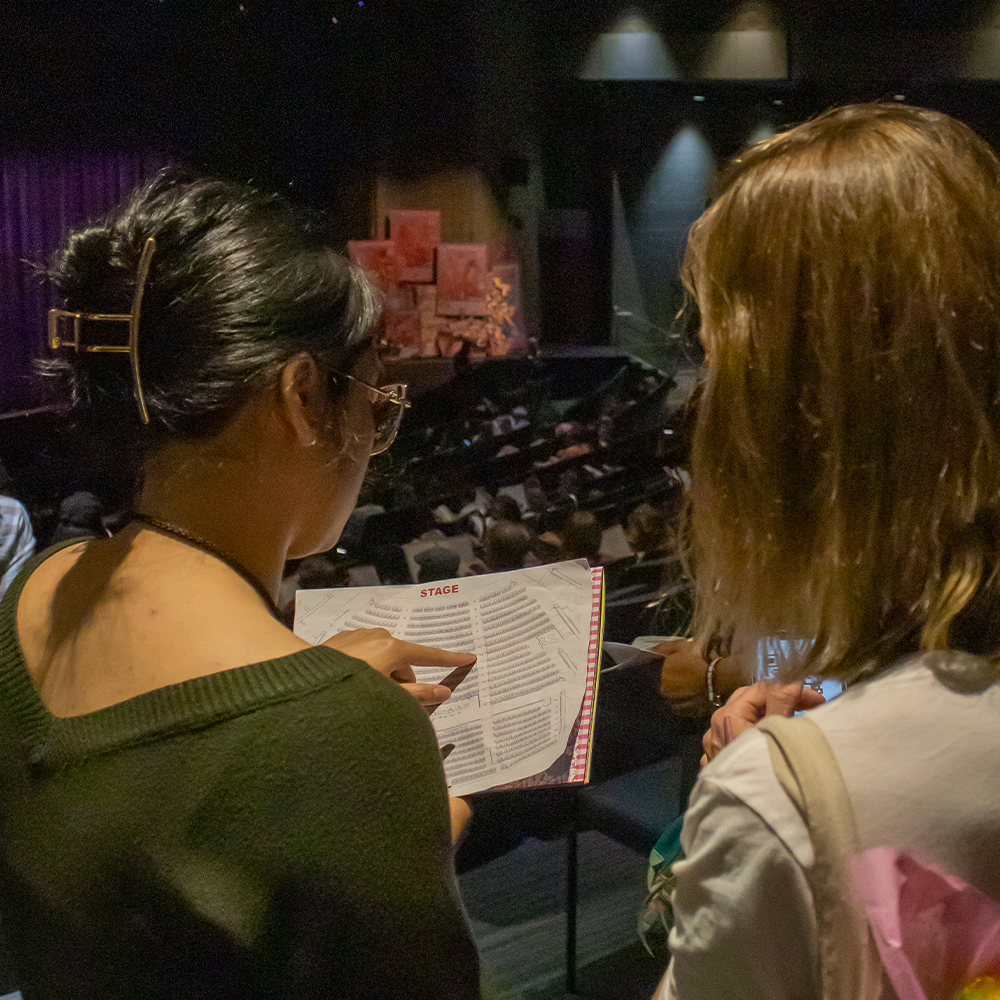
[
  {"xmin": 387, "ymin": 209, "xmax": 440, "ymax": 283},
  {"xmin": 349, "ymin": 208, "xmax": 527, "ymax": 359},
  {"xmin": 346, "ymin": 239, "xmax": 400, "ymax": 288},
  {"xmin": 346, "ymin": 239, "xmax": 414, "ymax": 314},
  {"xmin": 436, "ymin": 243, "xmax": 489, "ymax": 317}
]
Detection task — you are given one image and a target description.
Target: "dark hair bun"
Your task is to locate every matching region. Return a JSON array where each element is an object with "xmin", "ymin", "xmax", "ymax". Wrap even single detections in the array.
[
  {"xmin": 45, "ymin": 168, "xmax": 381, "ymax": 493},
  {"xmin": 59, "ymin": 229, "xmax": 125, "ymax": 312}
]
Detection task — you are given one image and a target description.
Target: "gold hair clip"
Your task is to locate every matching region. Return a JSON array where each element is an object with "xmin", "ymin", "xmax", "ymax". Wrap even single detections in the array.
[{"xmin": 48, "ymin": 236, "xmax": 157, "ymax": 424}]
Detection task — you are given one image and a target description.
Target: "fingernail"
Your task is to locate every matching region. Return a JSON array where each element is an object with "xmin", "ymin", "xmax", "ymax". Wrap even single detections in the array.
[
  {"xmin": 433, "ymin": 686, "xmax": 452, "ymax": 701},
  {"xmin": 723, "ymin": 717, "xmax": 735, "ymax": 745}
]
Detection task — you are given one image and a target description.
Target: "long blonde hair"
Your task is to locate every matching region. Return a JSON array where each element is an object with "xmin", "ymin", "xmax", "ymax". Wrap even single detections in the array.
[{"xmin": 685, "ymin": 103, "xmax": 1000, "ymax": 680}]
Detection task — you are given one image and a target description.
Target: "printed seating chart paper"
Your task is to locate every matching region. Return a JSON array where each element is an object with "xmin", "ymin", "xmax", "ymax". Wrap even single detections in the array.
[{"xmin": 294, "ymin": 559, "xmax": 604, "ymax": 796}]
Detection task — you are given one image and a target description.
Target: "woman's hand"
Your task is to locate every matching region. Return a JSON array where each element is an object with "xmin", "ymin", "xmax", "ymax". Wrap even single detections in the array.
[
  {"xmin": 701, "ymin": 681, "xmax": 826, "ymax": 765},
  {"xmin": 322, "ymin": 628, "xmax": 476, "ymax": 708},
  {"xmin": 449, "ymin": 797, "xmax": 472, "ymax": 845},
  {"xmin": 649, "ymin": 637, "xmax": 748, "ymax": 715}
]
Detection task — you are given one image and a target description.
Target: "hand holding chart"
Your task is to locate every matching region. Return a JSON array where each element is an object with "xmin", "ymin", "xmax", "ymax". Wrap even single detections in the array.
[{"xmin": 296, "ymin": 559, "xmax": 604, "ymax": 795}]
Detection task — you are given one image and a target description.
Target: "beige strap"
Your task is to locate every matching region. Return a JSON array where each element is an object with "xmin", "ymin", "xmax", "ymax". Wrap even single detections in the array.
[{"xmin": 758, "ymin": 715, "xmax": 883, "ymax": 1000}]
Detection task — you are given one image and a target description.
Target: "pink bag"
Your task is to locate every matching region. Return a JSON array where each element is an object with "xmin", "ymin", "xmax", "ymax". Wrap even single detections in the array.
[
  {"xmin": 851, "ymin": 847, "xmax": 1000, "ymax": 1000},
  {"xmin": 759, "ymin": 716, "xmax": 1000, "ymax": 1000}
]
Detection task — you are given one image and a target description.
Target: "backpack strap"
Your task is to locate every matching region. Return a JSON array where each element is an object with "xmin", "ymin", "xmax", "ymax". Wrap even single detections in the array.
[{"xmin": 757, "ymin": 714, "xmax": 884, "ymax": 1000}]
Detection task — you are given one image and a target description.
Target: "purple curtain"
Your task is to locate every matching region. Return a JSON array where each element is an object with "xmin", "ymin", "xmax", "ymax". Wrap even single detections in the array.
[{"xmin": 0, "ymin": 149, "xmax": 169, "ymax": 414}]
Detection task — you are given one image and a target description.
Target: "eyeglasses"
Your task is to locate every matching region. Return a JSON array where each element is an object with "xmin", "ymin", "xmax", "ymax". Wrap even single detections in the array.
[{"xmin": 333, "ymin": 372, "xmax": 411, "ymax": 455}]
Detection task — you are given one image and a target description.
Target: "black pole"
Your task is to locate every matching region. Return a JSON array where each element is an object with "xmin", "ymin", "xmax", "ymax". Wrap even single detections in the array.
[{"xmin": 565, "ymin": 789, "xmax": 579, "ymax": 994}]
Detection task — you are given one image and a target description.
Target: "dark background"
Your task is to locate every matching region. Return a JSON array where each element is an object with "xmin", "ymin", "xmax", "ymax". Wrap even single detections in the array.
[{"xmin": 4, "ymin": 0, "xmax": 1000, "ymax": 412}]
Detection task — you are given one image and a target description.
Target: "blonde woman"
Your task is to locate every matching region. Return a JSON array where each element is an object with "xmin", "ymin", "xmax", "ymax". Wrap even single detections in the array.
[{"xmin": 659, "ymin": 105, "xmax": 1000, "ymax": 999}]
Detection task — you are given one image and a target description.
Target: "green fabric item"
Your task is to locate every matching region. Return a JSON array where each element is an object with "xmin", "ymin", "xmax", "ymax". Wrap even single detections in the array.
[
  {"xmin": 639, "ymin": 814, "xmax": 686, "ymax": 955},
  {"xmin": 0, "ymin": 542, "xmax": 480, "ymax": 999}
]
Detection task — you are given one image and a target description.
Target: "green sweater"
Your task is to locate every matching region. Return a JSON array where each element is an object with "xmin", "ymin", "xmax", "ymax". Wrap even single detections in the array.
[{"xmin": 0, "ymin": 545, "xmax": 480, "ymax": 999}]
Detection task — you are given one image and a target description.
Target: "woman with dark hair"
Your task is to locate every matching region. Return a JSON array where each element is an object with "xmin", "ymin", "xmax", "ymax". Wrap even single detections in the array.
[
  {"xmin": 657, "ymin": 105, "xmax": 1000, "ymax": 998},
  {"xmin": 0, "ymin": 171, "xmax": 480, "ymax": 999}
]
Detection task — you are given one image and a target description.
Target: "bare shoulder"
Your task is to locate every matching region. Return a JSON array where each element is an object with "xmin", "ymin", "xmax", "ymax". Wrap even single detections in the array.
[
  {"xmin": 17, "ymin": 540, "xmax": 95, "ymax": 656},
  {"xmin": 17, "ymin": 536, "xmax": 310, "ymax": 718}
]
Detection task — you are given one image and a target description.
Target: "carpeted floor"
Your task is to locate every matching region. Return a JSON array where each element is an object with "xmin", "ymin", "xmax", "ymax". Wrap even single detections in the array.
[{"xmin": 459, "ymin": 830, "xmax": 667, "ymax": 1000}]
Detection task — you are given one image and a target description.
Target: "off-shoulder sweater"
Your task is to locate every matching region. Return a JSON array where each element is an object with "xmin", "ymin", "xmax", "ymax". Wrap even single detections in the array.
[{"xmin": 0, "ymin": 542, "xmax": 480, "ymax": 1000}]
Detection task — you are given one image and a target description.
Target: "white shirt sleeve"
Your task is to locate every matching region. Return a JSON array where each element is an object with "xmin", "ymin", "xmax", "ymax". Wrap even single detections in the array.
[
  {"xmin": 659, "ymin": 775, "xmax": 820, "ymax": 1000},
  {"xmin": 0, "ymin": 500, "xmax": 35, "ymax": 596}
]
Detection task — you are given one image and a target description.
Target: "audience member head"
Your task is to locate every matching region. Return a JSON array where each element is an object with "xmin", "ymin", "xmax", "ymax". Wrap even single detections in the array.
[
  {"xmin": 624, "ymin": 503, "xmax": 669, "ymax": 556},
  {"xmin": 560, "ymin": 510, "xmax": 603, "ymax": 562},
  {"xmin": 532, "ymin": 531, "xmax": 565, "ymax": 564},
  {"xmin": 522, "ymin": 475, "xmax": 548, "ymax": 513},
  {"xmin": 482, "ymin": 521, "xmax": 532, "ymax": 572},
  {"xmin": 49, "ymin": 491, "xmax": 106, "ymax": 543},
  {"xmin": 47, "ymin": 168, "xmax": 382, "ymax": 495},
  {"xmin": 684, "ymin": 103, "xmax": 1000, "ymax": 679},
  {"xmin": 295, "ymin": 555, "xmax": 349, "ymax": 591},
  {"xmin": 486, "ymin": 494, "xmax": 523, "ymax": 525},
  {"xmin": 416, "ymin": 545, "xmax": 461, "ymax": 583}
]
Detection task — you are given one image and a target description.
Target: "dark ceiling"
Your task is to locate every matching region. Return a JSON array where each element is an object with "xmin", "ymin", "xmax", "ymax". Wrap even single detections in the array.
[{"xmin": 4, "ymin": 1, "xmax": 1000, "ymax": 210}]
